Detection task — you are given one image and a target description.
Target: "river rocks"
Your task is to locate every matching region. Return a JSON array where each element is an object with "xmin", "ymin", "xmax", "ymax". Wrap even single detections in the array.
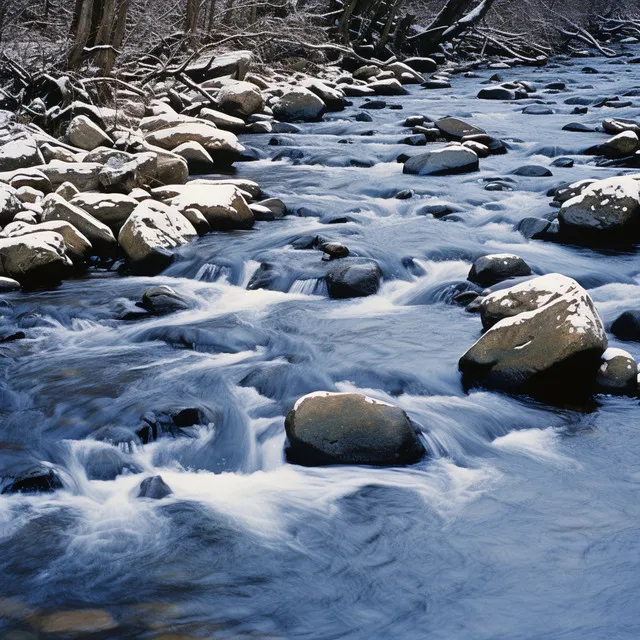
[
  {"xmin": 321, "ymin": 242, "xmax": 349, "ymax": 260},
  {"xmin": 586, "ymin": 131, "xmax": 640, "ymax": 159},
  {"xmin": 284, "ymin": 392, "xmax": 426, "ymax": 466},
  {"xmin": 512, "ymin": 165, "xmax": 553, "ymax": 177},
  {"xmin": 42, "ymin": 193, "xmax": 116, "ymax": 250},
  {"xmin": 118, "ymin": 201, "xmax": 197, "ymax": 272},
  {"xmin": 167, "ymin": 184, "xmax": 254, "ymax": 230},
  {"xmin": 1, "ymin": 465, "xmax": 63, "ymax": 494},
  {"xmin": 403, "ymin": 145, "xmax": 479, "ymax": 175},
  {"xmin": 172, "ymin": 141, "xmax": 214, "ymax": 174},
  {"xmin": 0, "ymin": 276, "xmax": 20, "ymax": 291},
  {"xmin": 304, "ymin": 79, "xmax": 346, "ymax": 111},
  {"xmin": 611, "ymin": 310, "xmax": 640, "ymax": 341},
  {"xmin": 405, "ymin": 57, "xmax": 437, "ymax": 73},
  {"xmin": 468, "ymin": 254, "xmax": 532, "ymax": 288},
  {"xmin": 558, "ymin": 176, "xmax": 640, "ymax": 239},
  {"xmin": 326, "ymin": 261, "xmax": 382, "ymax": 298},
  {"xmin": 67, "ymin": 115, "xmax": 112, "ymax": 150},
  {"xmin": 76, "ymin": 444, "xmax": 142, "ymax": 481},
  {"xmin": 522, "ymin": 105, "xmax": 554, "ymax": 115},
  {"xmin": 602, "ymin": 117, "xmax": 640, "ymax": 136},
  {"xmin": 39, "ymin": 161, "xmax": 102, "ymax": 191},
  {"xmin": 199, "ymin": 107, "xmax": 246, "ymax": 132},
  {"xmin": 595, "ymin": 348, "xmax": 638, "ymax": 395},
  {"xmin": 145, "ymin": 123, "xmax": 245, "ymax": 165},
  {"xmin": 478, "ymin": 86, "xmax": 517, "ymax": 100},
  {"xmin": 4, "ymin": 220, "xmax": 92, "ymax": 259},
  {"xmin": 141, "ymin": 285, "xmax": 190, "ymax": 315},
  {"xmin": 368, "ymin": 78, "xmax": 409, "ymax": 96},
  {"xmin": 435, "ymin": 117, "xmax": 485, "ymax": 141},
  {"xmin": 0, "ymin": 231, "xmax": 72, "ymax": 284},
  {"xmin": 0, "ymin": 185, "xmax": 22, "ymax": 225},
  {"xmin": 460, "ymin": 274, "xmax": 607, "ymax": 395},
  {"xmin": 272, "ymin": 88, "xmax": 326, "ymax": 122},
  {"xmin": 138, "ymin": 475, "xmax": 173, "ymax": 499},
  {"xmin": 69, "ymin": 192, "xmax": 138, "ymax": 231},
  {"xmin": 217, "ymin": 81, "xmax": 265, "ymax": 117},
  {"xmin": 0, "ymin": 137, "xmax": 44, "ymax": 172},
  {"xmin": 184, "ymin": 49, "xmax": 252, "ymax": 82}
]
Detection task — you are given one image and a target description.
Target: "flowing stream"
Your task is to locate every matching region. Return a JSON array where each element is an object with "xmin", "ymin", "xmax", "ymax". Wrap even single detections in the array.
[{"xmin": 2, "ymin": 53, "xmax": 640, "ymax": 639}]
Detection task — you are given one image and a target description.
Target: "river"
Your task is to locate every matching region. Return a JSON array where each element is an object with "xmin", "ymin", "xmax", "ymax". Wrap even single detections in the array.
[{"xmin": 1, "ymin": 52, "xmax": 640, "ymax": 639}]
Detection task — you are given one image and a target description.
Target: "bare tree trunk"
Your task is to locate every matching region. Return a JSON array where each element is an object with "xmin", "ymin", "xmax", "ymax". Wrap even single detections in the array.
[
  {"xmin": 68, "ymin": 0, "xmax": 95, "ymax": 70},
  {"xmin": 206, "ymin": 0, "xmax": 217, "ymax": 32},
  {"xmin": 185, "ymin": 0, "xmax": 200, "ymax": 32},
  {"xmin": 378, "ymin": 0, "xmax": 405, "ymax": 49}
]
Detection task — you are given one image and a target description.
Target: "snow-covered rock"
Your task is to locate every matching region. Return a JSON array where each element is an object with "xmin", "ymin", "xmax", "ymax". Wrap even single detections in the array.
[
  {"xmin": 0, "ymin": 231, "xmax": 72, "ymax": 284},
  {"xmin": 42, "ymin": 193, "xmax": 116, "ymax": 249},
  {"xmin": 460, "ymin": 274, "xmax": 607, "ymax": 394},
  {"xmin": 167, "ymin": 184, "xmax": 254, "ymax": 230},
  {"xmin": 3, "ymin": 220, "xmax": 92, "ymax": 258},
  {"xmin": 367, "ymin": 78, "xmax": 409, "ymax": 95},
  {"xmin": 144, "ymin": 123, "xmax": 245, "ymax": 165},
  {"xmin": 39, "ymin": 161, "xmax": 102, "ymax": 191},
  {"xmin": 468, "ymin": 254, "xmax": 532, "ymax": 288},
  {"xmin": 285, "ymin": 392, "xmax": 426, "ymax": 466},
  {"xmin": 118, "ymin": 200, "xmax": 197, "ymax": 270},
  {"xmin": 0, "ymin": 185, "xmax": 23, "ymax": 225},
  {"xmin": 272, "ymin": 88, "xmax": 326, "ymax": 122},
  {"xmin": 0, "ymin": 137, "xmax": 44, "ymax": 172},
  {"xmin": 67, "ymin": 115, "xmax": 112, "ymax": 151},
  {"xmin": 587, "ymin": 131, "xmax": 640, "ymax": 159},
  {"xmin": 403, "ymin": 145, "xmax": 479, "ymax": 175},
  {"xmin": 595, "ymin": 347, "xmax": 637, "ymax": 395},
  {"xmin": 558, "ymin": 176, "xmax": 640, "ymax": 236},
  {"xmin": 217, "ymin": 81, "xmax": 264, "ymax": 117},
  {"xmin": 70, "ymin": 192, "xmax": 138, "ymax": 231}
]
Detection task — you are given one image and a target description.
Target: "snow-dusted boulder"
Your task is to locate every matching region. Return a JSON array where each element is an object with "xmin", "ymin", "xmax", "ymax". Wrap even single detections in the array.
[
  {"xmin": 70, "ymin": 192, "xmax": 138, "ymax": 231},
  {"xmin": 3, "ymin": 220, "xmax": 92, "ymax": 258},
  {"xmin": 144, "ymin": 123, "xmax": 245, "ymax": 165},
  {"xmin": 285, "ymin": 392, "xmax": 426, "ymax": 466},
  {"xmin": 468, "ymin": 254, "xmax": 532, "ymax": 288},
  {"xmin": 217, "ymin": 81, "xmax": 264, "ymax": 117},
  {"xmin": 0, "ymin": 137, "xmax": 44, "ymax": 172},
  {"xmin": 67, "ymin": 115, "xmax": 112, "ymax": 151},
  {"xmin": 460, "ymin": 274, "xmax": 607, "ymax": 394},
  {"xmin": 118, "ymin": 200, "xmax": 197, "ymax": 271},
  {"xmin": 198, "ymin": 108, "xmax": 245, "ymax": 132},
  {"xmin": 42, "ymin": 193, "xmax": 116, "ymax": 250},
  {"xmin": 0, "ymin": 276, "xmax": 20, "ymax": 292},
  {"xmin": 595, "ymin": 348, "xmax": 638, "ymax": 395},
  {"xmin": 558, "ymin": 176, "xmax": 640, "ymax": 236},
  {"xmin": 385, "ymin": 61, "xmax": 424, "ymax": 84},
  {"xmin": 167, "ymin": 184, "xmax": 254, "ymax": 230},
  {"xmin": 172, "ymin": 141, "xmax": 214, "ymax": 174},
  {"xmin": 368, "ymin": 78, "xmax": 409, "ymax": 95},
  {"xmin": 403, "ymin": 145, "xmax": 479, "ymax": 175},
  {"xmin": 39, "ymin": 161, "xmax": 102, "ymax": 191},
  {"xmin": 0, "ymin": 231, "xmax": 72, "ymax": 284},
  {"xmin": 303, "ymin": 80, "xmax": 346, "ymax": 111},
  {"xmin": 272, "ymin": 88, "xmax": 326, "ymax": 122},
  {"xmin": 0, "ymin": 185, "xmax": 23, "ymax": 225},
  {"xmin": 586, "ymin": 131, "xmax": 640, "ymax": 159}
]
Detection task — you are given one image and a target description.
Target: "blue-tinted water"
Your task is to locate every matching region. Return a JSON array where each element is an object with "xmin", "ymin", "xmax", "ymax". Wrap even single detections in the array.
[{"xmin": 1, "ymin": 52, "xmax": 640, "ymax": 639}]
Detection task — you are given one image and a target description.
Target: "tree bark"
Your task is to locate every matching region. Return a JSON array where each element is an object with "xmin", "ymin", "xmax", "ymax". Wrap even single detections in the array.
[{"xmin": 185, "ymin": 0, "xmax": 200, "ymax": 32}]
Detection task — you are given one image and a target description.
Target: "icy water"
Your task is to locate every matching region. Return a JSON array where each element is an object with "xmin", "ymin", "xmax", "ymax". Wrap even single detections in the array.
[{"xmin": 2, "ymin": 53, "xmax": 640, "ymax": 639}]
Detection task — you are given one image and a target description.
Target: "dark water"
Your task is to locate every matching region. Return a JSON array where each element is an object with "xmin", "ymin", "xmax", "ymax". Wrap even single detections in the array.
[{"xmin": 2, "ymin": 53, "xmax": 640, "ymax": 639}]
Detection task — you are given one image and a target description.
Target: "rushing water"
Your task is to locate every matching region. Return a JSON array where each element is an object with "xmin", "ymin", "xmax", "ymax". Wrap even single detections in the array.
[{"xmin": 2, "ymin": 52, "xmax": 640, "ymax": 639}]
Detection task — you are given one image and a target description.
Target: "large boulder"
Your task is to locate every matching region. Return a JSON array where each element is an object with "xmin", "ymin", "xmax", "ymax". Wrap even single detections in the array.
[
  {"xmin": 403, "ymin": 145, "xmax": 479, "ymax": 175},
  {"xmin": 586, "ymin": 131, "xmax": 640, "ymax": 159},
  {"xmin": 42, "ymin": 193, "xmax": 117, "ymax": 250},
  {"xmin": 460, "ymin": 274, "xmax": 607, "ymax": 395},
  {"xmin": 558, "ymin": 176, "xmax": 640, "ymax": 239},
  {"xmin": 326, "ymin": 261, "xmax": 382, "ymax": 298},
  {"xmin": 39, "ymin": 161, "xmax": 102, "ymax": 191},
  {"xmin": 141, "ymin": 285, "xmax": 190, "ymax": 315},
  {"xmin": 67, "ymin": 115, "xmax": 112, "ymax": 151},
  {"xmin": 0, "ymin": 231, "xmax": 72, "ymax": 285},
  {"xmin": 69, "ymin": 192, "xmax": 138, "ymax": 231},
  {"xmin": 167, "ymin": 184, "xmax": 254, "ymax": 230},
  {"xmin": 0, "ymin": 137, "xmax": 44, "ymax": 172},
  {"xmin": 0, "ymin": 185, "xmax": 22, "ymax": 225},
  {"xmin": 184, "ymin": 50, "xmax": 252, "ymax": 82},
  {"xmin": 1, "ymin": 465, "xmax": 64, "ymax": 494},
  {"xmin": 285, "ymin": 392, "xmax": 426, "ymax": 466},
  {"xmin": 272, "ymin": 88, "xmax": 326, "ymax": 122},
  {"xmin": 611, "ymin": 310, "xmax": 640, "ymax": 341},
  {"xmin": 217, "ymin": 81, "xmax": 264, "ymax": 117},
  {"xmin": 138, "ymin": 475, "xmax": 173, "ymax": 499},
  {"xmin": 145, "ymin": 123, "xmax": 245, "ymax": 165},
  {"xmin": 368, "ymin": 78, "xmax": 409, "ymax": 95},
  {"xmin": 118, "ymin": 200, "xmax": 197, "ymax": 272},
  {"xmin": 303, "ymin": 80, "xmax": 346, "ymax": 111},
  {"xmin": 468, "ymin": 254, "xmax": 532, "ymax": 288},
  {"xmin": 3, "ymin": 220, "xmax": 92, "ymax": 259}
]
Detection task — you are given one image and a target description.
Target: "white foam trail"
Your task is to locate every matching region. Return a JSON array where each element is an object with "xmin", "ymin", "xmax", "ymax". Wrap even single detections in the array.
[{"xmin": 492, "ymin": 427, "xmax": 578, "ymax": 467}]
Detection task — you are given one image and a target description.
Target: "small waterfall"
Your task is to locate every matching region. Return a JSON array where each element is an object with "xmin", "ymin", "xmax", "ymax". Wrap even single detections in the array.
[
  {"xmin": 195, "ymin": 263, "xmax": 231, "ymax": 283},
  {"xmin": 289, "ymin": 278, "xmax": 328, "ymax": 296}
]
